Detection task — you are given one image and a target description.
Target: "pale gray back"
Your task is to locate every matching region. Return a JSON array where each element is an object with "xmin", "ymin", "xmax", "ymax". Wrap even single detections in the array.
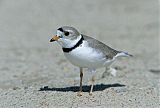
[{"xmin": 82, "ymin": 34, "xmax": 121, "ymax": 59}]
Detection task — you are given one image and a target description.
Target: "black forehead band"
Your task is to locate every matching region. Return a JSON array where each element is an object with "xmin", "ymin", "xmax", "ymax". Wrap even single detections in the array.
[{"xmin": 57, "ymin": 28, "xmax": 64, "ymax": 32}]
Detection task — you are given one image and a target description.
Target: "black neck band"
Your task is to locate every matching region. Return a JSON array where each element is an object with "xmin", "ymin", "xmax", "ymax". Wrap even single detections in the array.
[{"xmin": 62, "ymin": 36, "xmax": 84, "ymax": 53}]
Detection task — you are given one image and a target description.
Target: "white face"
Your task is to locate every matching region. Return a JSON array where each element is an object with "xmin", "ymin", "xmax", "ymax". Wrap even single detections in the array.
[{"xmin": 56, "ymin": 30, "xmax": 82, "ymax": 48}]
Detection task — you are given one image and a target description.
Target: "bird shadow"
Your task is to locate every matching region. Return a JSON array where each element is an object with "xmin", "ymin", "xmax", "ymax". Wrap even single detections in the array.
[{"xmin": 39, "ymin": 83, "xmax": 125, "ymax": 92}]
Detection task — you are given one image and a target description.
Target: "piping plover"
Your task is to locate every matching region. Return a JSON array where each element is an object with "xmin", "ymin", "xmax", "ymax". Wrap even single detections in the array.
[{"xmin": 50, "ymin": 26, "xmax": 132, "ymax": 96}]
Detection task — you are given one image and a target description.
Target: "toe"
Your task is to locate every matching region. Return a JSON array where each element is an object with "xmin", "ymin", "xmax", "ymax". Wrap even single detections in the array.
[
  {"xmin": 89, "ymin": 92, "xmax": 92, "ymax": 96},
  {"xmin": 77, "ymin": 92, "xmax": 83, "ymax": 96}
]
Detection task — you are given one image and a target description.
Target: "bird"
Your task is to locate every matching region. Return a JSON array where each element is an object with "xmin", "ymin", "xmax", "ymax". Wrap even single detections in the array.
[{"xmin": 50, "ymin": 26, "xmax": 132, "ymax": 96}]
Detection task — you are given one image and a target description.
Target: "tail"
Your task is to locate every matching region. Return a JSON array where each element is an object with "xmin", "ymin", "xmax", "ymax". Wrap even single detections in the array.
[{"xmin": 115, "ymin": 51, "xmax": 133, "ymax": 58}]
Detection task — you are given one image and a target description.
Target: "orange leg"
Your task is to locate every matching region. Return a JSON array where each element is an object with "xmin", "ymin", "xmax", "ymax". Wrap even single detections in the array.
[
  {"xmin": 89, "ymin": 75, "xmax": 95, "ymax": 95},
  {"xmin": 77, "ymin": 67, "xmax": 83, "ymax": 96}
]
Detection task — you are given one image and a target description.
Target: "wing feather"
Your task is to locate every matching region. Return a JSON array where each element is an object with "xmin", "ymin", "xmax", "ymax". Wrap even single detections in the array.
[{"xmin": 82, "ymin": 34, "xmax": 120, "ymax": 59}]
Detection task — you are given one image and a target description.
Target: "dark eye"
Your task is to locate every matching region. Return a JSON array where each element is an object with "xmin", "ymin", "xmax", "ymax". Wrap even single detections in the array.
[{"xmin": 64, "ymin": 31, "xmax": 69, "ymax": 36}]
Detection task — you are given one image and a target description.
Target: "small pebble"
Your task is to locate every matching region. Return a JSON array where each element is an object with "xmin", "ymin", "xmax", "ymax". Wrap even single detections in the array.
[
  {"xmin": 13, "ymin": 87, "xmax": 20, "ymax": 90},
  {"xmin": 113, "ymin": 87, "xmax": 127, "ymax": 93},
  {"xmin": 149, "ymin": 69, "xmax": 160, "ymax": 74}
]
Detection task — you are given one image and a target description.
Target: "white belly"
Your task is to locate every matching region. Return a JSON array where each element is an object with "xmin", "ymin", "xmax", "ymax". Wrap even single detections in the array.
[{"xmin": 64, "ymin": 41, "xmax": 108, "ymax": 68}]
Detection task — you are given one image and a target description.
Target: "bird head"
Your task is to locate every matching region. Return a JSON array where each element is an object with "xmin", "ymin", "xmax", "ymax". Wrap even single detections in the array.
[{"xmin": 50, "ymin": 26, "xmax": 81, "ymax": 48}]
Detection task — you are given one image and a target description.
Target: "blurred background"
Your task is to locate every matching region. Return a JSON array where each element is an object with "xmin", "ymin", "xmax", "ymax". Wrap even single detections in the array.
[{"xmin": 0, "ymin": 0, "xmax": 159, "ymax": 107}]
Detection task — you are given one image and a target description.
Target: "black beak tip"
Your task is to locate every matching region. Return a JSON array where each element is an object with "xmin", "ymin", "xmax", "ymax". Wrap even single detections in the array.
[{"xmin": 50, "ymin": 39, "xmax": 55, "ymax": 42}]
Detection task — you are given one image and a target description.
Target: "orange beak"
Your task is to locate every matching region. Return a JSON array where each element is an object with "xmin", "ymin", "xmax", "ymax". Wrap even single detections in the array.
[{"xmin": 50, "ymin": 35, "xmax": 60, "ymax": 42}]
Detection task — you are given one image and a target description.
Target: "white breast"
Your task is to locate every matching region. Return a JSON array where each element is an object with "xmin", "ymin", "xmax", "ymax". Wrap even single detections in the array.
[{"xmin": 64, "ymin": 41, "xmax": 107, "ymax": 68}]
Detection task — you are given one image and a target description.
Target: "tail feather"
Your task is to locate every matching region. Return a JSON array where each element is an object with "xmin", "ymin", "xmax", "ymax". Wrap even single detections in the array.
[{"xmin": 115, "ymin": 51, "xmax": 133, "ymax": 58}]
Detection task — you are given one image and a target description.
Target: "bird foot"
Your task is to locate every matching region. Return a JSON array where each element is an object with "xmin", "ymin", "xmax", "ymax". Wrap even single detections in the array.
[
  {"xmin": 89, "ymin": 92, "xmax": 93, "ymax": 96},
  {"xmin": 77, "ymin": 91, "xmax": 83, "ymax": 96}
]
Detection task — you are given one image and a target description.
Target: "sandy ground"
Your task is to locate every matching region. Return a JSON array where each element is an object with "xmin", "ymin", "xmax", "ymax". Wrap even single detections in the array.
[{"xmin": 0, "ymin": 0, "xmax": 159, "ymax": 108}]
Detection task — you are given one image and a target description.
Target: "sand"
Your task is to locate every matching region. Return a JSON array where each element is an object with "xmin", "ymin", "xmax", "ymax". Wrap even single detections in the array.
[{"xmin": 0, "ymin": 0, "xmax": 159, "ymax": 108}]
